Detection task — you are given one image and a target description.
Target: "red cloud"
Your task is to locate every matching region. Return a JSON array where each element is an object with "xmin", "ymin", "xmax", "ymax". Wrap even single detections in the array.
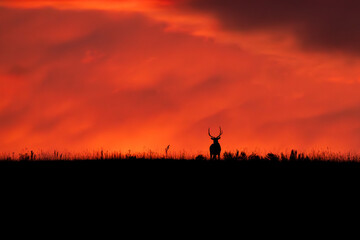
[{"xmin": 1, "ymin": 4, "xmax": 360, "ymax": 155}]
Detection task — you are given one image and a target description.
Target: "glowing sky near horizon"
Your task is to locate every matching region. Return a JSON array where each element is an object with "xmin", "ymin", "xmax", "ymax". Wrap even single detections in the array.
[{"xmin": 1, "ymin": 0, "xmax": 360, "ymax": 154}]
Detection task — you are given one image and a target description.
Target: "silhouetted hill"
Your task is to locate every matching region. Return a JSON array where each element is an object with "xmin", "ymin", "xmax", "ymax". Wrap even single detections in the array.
[
  {"xmin": 2, "ymin": 158, "xmax": 360, "ymax": 176},
  {"xmin": 2, "ymin": 157, "xmax": 359, "ymax": 204}
]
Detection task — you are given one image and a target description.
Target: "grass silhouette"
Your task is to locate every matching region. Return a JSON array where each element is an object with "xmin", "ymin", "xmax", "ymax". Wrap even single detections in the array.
[
  {"xmin": 1, "ymin": 149, "xmax": 359, "ymax": 166},
  {"xmin": 1, "ymin": 149, "xmax": 360, "ymax": 185}
]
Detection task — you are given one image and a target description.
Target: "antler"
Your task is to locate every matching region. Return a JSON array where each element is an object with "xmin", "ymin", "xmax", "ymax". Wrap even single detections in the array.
[
  {"xmin": 209, "ymin": 127, "xmax": 223, "ymax": 138},
  {"xmin": 208, "ymin": 128, "xmax": 214, "ymax": 138},
  {"xmin": 217, "ymin": 127, "xmax": 223, "ymax": 138}
]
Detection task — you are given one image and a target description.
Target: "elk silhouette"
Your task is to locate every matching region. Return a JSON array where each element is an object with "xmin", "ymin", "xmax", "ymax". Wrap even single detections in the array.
[{"xmin": 208, "ymin": 127, "xmax": 223, "ymax": 160}]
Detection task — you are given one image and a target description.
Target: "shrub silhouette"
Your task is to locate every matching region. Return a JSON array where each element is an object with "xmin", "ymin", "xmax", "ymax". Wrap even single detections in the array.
[
  {"xmin": 239, "ymin": 151, "xmax": 247, "ymax": 161},
  {"xmin": 266, "ymin": 153, "xmax": 279, "ymax": 162},
  {"xmin": 290, "ymin": 149, "xmax": 298, "ymax": 161},
  {"xmin": 223, "ymin": 151, "xmax": 236, "ymax": 161},
  {"xmin": 195, "ymin": 154, "xmax": 206, "ymax": 161},
  {"xmin": 19, "ymin": 153, "xmax": 30, "ymax": 161},
  {"xmin": 248, "ymin": 153, "xmax": 261, "ymax": 161}
]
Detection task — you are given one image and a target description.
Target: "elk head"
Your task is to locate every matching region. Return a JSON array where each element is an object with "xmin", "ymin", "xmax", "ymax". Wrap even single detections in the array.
[{"xmin": 208, "ymin": 127, "xmax": 223, "ymax": 142}]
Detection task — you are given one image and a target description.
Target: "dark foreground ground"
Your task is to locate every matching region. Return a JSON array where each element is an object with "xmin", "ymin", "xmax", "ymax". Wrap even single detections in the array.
[
  {"xmin": 1, "ymin": 157, "xmax": 360, "ymax": 167},
  {"xmin": 2, "ymin": 158, "xmax": 360, "ymax": 206},
  {"xmin": 2, "ymin": 158, "xmax": 360, "ymax": 177}
]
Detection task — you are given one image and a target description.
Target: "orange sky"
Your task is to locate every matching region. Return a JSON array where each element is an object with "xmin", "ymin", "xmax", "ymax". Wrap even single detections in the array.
[{"xmin": 1, "ymin": 0, "xmax": 360, "ymax": 155}]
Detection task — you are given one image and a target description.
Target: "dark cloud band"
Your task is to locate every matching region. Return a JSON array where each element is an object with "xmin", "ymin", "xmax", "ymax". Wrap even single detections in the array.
[{"xmin": 182, "ymin": 0, "xmax": 360, "ymax": 54}]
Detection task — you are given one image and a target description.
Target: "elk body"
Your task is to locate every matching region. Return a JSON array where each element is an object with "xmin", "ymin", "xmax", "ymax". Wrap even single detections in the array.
[{"xmin": 209, "ymin": 127, "xmax": 223, "ymax": 160}]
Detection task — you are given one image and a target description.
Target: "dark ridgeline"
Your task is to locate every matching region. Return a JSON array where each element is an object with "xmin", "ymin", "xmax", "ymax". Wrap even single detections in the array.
[
  {"xmin": 208, "ymin": 127, "xmax": 223, "ymax": 160},
  {"xmin": 1, "ymin": 149, "xmax": 360, "ymax": 183}
]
